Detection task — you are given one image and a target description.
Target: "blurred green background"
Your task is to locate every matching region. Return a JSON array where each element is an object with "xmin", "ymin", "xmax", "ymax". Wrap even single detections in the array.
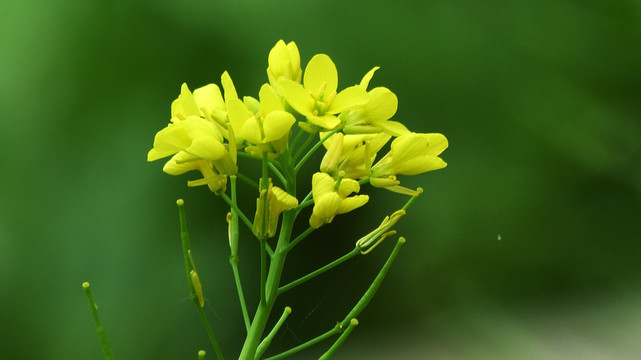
[{"xmin": 2, "ymin": 0, "xmax": 640, "ymax": 359}]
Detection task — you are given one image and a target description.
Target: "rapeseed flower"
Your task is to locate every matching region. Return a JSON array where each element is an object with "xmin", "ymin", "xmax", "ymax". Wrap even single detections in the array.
[
  {"xmin": 340, "ymin": 67, "xmax": 409, "ymax": 137},
  {"xmin": 370, "ymin": 132, "xmax": 448, "ymax": 195},
  {"xmin": 148, "ymin": 82, "xmax": 238, "ymax": 192},
  {"xmin": 278, "ymin": 54, "xmax": 368, "ymax": 131},
  {"xmin": 309, "ymin": 172, "xmax": 369, "ymax": 228},
  {"xmin": 231, "ymin": 84, "xmax": 296, "ymax": 157},
  {"xmin": 319, "ymin": 132, "xmax": 391, "ymax": 179},
  {"xmin": 267, "ymin": 40, "xmax": 302, "ymax": 86}
]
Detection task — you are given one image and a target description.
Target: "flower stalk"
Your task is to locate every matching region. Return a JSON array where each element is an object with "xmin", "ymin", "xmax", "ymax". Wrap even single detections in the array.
[{"xmin": 82, "ymin": 282, "xmax": 114, "ymax": 360}]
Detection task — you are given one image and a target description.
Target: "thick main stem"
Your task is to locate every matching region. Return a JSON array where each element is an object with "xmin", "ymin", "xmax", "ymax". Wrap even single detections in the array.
[
  {"xmin": 238, "ymin": 211, "xmax": 295, "ymax": 359},
  {"xmin": 238, "ymin": 149, "xmax": 297, "ymax": 360}
]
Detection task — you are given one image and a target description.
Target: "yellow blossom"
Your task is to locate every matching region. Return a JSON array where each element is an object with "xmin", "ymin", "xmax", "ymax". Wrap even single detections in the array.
[
  {"xmin": 340, "ymin": 67, "xmax": 409, "ymax": 136},
  {"xmin": 163, "ymin": 157, "xmax": 229, "ymax": 192},
  {"xmin": 370, "ymin": 132, "xmax": 448, "ymax": 195},
  {"xmin": 147, "ymin": 115, "xmax": 237, "ymax": 192},
  {"xmin": 278, "ymin": 54, "xmax": 368, "ymax": 131},
  {"xmin": 227, "ymin": 84, "xmax": 296, "ymax": 157},
  {"xmin": 309, "ymin": 172, "xmax": 369, "ymax": 228},
  {"xmin": 267, "ymin": 40, "xmax": 302, "ymax": 86},
  {"xmin": 147, "ymin": 116, "xmax": 227, "ymax": 163},
  {"xmin": 320, "ymin": 132, "xmax": 391, "ymax": 179}
]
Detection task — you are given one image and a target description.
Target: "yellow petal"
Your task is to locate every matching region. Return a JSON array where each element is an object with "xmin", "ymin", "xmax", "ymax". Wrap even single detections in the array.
[
  {"xmin": 328, "ymin": 86, "xmax": 368, "ymax": 114},
  {"xmin": 337, "ymin": 178, "xmax": 361, "ymax": 197},
  {"xmin": 162, "ymin": 153, "xmax": 200, "ymax": 175},
  {"xmin": 395, "ymin": 155, "xmax": 447, "ymax": 175},
  {"xmin": 268, "ymin": 40, "xmax": 288, "ymax": 83},
  {"xmin": 171, "ymin": 83, "xmax": 200, "ymax": 119},
  {"xmin": 424, "ymin": 133, "xmax": 449, "ymax": 155},
  {"xmin": 278, "ymin": 79, "xmax": 315, "ymax": 117},
  {"xmin": 243, "ymin": 96, "xmax": 260, "ymax": 114},
  {"xmin": 193, "ymin": 84, "xmax": 225, "ymax": 115},
  {"xmin": 337, "ymin": 195, "xmax": 369, "ymax": 214},
  {"xmin": 185, "ymin": 136, "xmax": 226, "ymax": 160},
  {"xmin": 221, "ymin": 71, "xmax": 238, "ymax": 102},
  {"xmin": 365, "ymin": 87, "xmax": 397, "ymax": 121},
  {"xmin": 303, "ymin": 54, "xmax": 338, "ymax": 96},
  {"xmin": 240, "ymin": 116, "xmax": 262, "ymax": 144},
  {"xmin": 286, "ymin": 42, "xmax": 302, "ymax": 82},
  {"xmin": 308, "ymin": 114, "xmax": 341, "ymax": 130},
  {"xmin": 147, "ymin": 124, "xmax": 189, "ymax": 161},
  {"xmin": 226, "ymin": 98, "xmax": 253, "ymax": 140},
  {"xmin": 370, "ymin": 176, "xmax": 399, "ymax": 188},
  {"xmin": 320, "ymin": 132, "xmax": 344, "ymax": 174},
  {"xmin": 270, "ymin": 186, "xmax": 299, "ymax": 214},
  {"xmin": 371, "ymin": 120, "xmax": 410, "ymax": 137},
  {"xmin": 311, "ymin": 172, "xmax": 336, "ymax": 200},
  {"xmin": 267, "ymin": 40, "xmax": 302, "ymax": 84},
  {"xmin": 391, "ymin": 133, "xmax": 448, "ymax": 174},
  {"xmin": 312, "ymin": 192, "xmax": 342, "ymax": 222},
  {"xmin": 262, "ymin": 111, "xmax": 295, "ymax": 142},
  {"xmin": 258, "ymin": 84, "xmax": 283, "ymax": 115},
  {"xmin": 359, "ymin": 66, "xmax": 380, "ymax": 90}
]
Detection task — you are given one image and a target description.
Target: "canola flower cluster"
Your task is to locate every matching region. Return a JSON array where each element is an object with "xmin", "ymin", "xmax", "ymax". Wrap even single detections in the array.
[{"xmin": 147, "ymin": 40, "xmax": 448, "ymax": 230}]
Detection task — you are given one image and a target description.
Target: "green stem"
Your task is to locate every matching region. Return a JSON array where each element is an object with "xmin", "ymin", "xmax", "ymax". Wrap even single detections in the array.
[
  {"xmin": 255, "ymin": 306, "xmax": 292, "ymax": 360},
  {"xmin": 195, "ymin": 305, "xmax": 225, "ymax": 360},
  {"xmin": 238, "ymin": 149, "xmax": 297, "ymax": 360},
  {"xmin": 219, "ymin": 191, "xmax": 252, "ymax": 231},
  {"xmin": 318, "ymin": 319, "xmax": 359, "ymax": 360},
  {"xmin": 401, "ymin": 187, "xmax": 423, "ymax": 211},
  {"xmin": 238, "ymin": 210, "xmax": 296, "ymax": 359},
  {"xmin": 237, "ymin": 172, "xmax": 259, "ymax": 190},
  {"xmin": 177, "ymin": 200, "xmax": 225, "ymax": 360},
  {"xmin": 278, "ymin": 246, "xmax": 361, "ymax": 295},
  {"xmin": 284, "ymin": 226, "xmax": 314, "ymax": 252},
  {"xmin": 289, "ymin": 127, "xmax": 305, "ymax": 149},
  {"xmin": 198, "ymin": 350, "xmax": 206, "ymax": 360},
  {"xmin": 339, "ymin": 238, "xmax": 406, "ymax": 328},
  {"xmin": 236, "ymin": 150, "xmax": 260, "ymax": 161},
  {"xmin": 260, "ymin": 237, "xmax": 267, "ymax": 306},
  {"xmin": 293, "ymin": 190, "xmax": 313, "ymax": 219},
  {"xmin": 293, "ymin": 199, "xmax": 314, "ymax": 215},
  {"xmin": 293, "ymin": 131, "xmax": 315, "ymax": 161},
  {"xmin": 268, "ymin": 237, "xmax": 405, "ymax": 359},
  {"xmin": 231, "ymin": 261, "xmax": 251, "ymax": 332},
  {"xmin": 263, "ymin": 328, "xmax": 340, "ymax": 360},
  {"xmin": 82, "ymin": 282, "xmax": 114, "ymax": 360},
  {"xmin": 229, "ymin": 177, "xmax": 251, "ymax": 332},
  {"xmin": 259, "ymin": 152, "xmax": 270, "ymax": 306},
  {"xmin": 268, "ymin": 161, "xmax": 287, "ymax": 188},
  {"xmin": 294, "ymin": 129, "xmax": 340, "ymax": 173}
]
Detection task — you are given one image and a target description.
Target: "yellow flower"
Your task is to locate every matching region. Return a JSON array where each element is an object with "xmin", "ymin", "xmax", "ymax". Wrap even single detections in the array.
[
  {"xmin": 309, "ymin": 172, "xmax": 369, "ymax": 228},
  {"xmin": 147, "ymin": 116, "xmax": 227, "ymax": 163},
  {"xmin": 171, "ymin": 74, "xmax": 244, "ymax": 145},
  {"xmin": 163, "ymin": 157, "xmax": 229, "ymax": 192},
  {"xmin": 340, "ymin": 67, "xmax": 410, "ymax": 137},
  {"xmin": 279, "ymin": 54, "xmax": 368, "ymax": 131},
  {"xmin": 320, "ymin": 132, "xmax": 391, "ymax": 179},
  {"xmin": 227, "ymin": 84, "xmax": 296, "ymax": 157},
  {"xmin": 253, "ymin": 181, "xmax": 299, "ymax": 238},
  {"xmin": 147, "ymin": 116, "xmax": 237, "ymax": 192},
  {"xmin": 370, "ymin": 132, "xmax": 448, "ymax": 195},
  {"xmin": 267, "ymin": 40, "xmax": 302, "ymax": 86}
]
